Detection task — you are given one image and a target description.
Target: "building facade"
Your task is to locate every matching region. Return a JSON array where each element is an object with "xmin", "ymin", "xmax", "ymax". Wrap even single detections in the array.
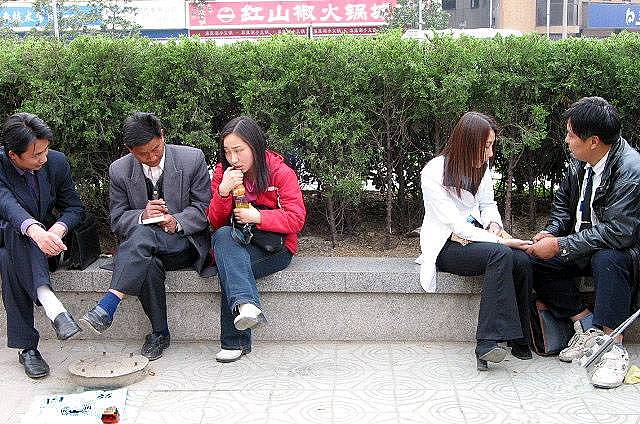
[
  {"xmin": 444, "ymin": 0, "xmax": 640, "ymax": 38},
  {"xmin": 1, "ymin": 0, "xmax": 395, "ymax": 42}
]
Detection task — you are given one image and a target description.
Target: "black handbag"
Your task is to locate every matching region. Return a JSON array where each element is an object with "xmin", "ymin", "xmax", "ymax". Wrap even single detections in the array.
[
  {"xmin": 251, "ymin": 227, "xmax": 285, "ymax": 253},
  {"xmin": 231, "ymin": 217, "xmax": 284, "ymax": 253},
  {"xmin": 61, "ymin": 213, "xmax": 101, "ymax": 270}
]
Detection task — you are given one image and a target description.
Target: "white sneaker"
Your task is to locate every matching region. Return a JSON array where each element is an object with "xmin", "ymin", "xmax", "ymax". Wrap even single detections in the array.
[
  {"xmin": 558, "ymin": 320, "xmax": 604, "ymax": 363},
  {"xmin": 590, "ymin": 344, "xmax": 629, "ymax": 389},
  {"xmin": 215, "ymin": 349, "xmax": 245, "ymax": 363},
  {"xmin": 234, "ymin": 303, "xmax": 266, "ymax": 331}
]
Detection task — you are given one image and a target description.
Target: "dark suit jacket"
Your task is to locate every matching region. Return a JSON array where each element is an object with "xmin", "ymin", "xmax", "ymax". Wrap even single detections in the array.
[
  {"xmin": 108, "ymin": 144, "xmax": 212, "ymax": 274},
  {"xmin": 0, "ymin": 148, "xmax": 85, "ymax": 299}
]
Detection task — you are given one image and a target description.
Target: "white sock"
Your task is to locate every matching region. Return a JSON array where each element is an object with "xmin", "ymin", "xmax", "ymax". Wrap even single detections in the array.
[{"xmin": 36, "ymin": 285, "xmax": 67, "ymax": 321}]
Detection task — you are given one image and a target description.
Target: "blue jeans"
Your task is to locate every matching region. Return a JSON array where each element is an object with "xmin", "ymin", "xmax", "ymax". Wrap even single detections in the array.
[
  {"xmin": 212, "ymin": 226, "xmax": 293, "ymax": 351},
  {"xmin": 531, "ymin": 249, "xmax": 633, "ymax": 330}
]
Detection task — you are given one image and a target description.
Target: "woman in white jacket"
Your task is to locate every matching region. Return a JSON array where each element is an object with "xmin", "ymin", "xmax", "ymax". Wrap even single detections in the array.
[{"xmin": 417, "ymin": 112, "xmax": 533, "ymax": 370}]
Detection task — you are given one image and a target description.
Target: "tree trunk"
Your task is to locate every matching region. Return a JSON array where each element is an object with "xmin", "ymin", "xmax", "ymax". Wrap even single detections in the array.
[
  {"xmin": 326, "ymin": 194, "xmax": 337, "ymax": 248},
  {"xmin": 528, "ymin": 170, "xmax": 536, "ymax": 230},
  {"xmin": 434, "ymin": 119, "xmax": 442, "ymax": 153},
  {"xmin": 504, "ymin": 155, "xmax": 515, "ymax": 233},
  {"xmin": 384, "ymin": 138, "xmax": 394, "ymax": 249},
  {"xmin": 383, "ymin": 109, "xmax": 394, "ymax": 250},
  {"xmin": 396, "ymin": 160, "xmax": 407, "ymax": 232}
]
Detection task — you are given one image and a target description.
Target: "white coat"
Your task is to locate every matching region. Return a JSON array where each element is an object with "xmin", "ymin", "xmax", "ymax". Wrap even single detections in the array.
[{"xmin": 415, "ymin": 155, "xmax": 503, "ymax": 292}]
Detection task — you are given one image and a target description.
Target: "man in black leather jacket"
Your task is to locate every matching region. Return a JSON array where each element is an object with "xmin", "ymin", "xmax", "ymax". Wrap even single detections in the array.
[{"xmin": 527, "ymin": 97, "xmax": 640, "ymax": 389}]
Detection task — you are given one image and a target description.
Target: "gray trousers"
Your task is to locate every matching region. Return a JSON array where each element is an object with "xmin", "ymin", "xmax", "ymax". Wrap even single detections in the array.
[{"xmin": 110, "ymin": 225, "xmax": 196, "ymax": 333}]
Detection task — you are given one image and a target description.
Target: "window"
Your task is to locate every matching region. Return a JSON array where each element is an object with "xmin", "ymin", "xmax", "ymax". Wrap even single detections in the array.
[
  {"xmin": 471, "ymin": 0, "xmax": 480, "ymax": 9},
  {"xmin": 536, "ymin": 0, "xmax": 578, "ymax": 27},
  {"xmin": 442, "ymin": 0, "xmax": 456, "ymax": 11}
]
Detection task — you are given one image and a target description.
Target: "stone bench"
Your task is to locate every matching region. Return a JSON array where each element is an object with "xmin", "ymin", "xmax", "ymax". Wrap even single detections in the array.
[{"xmin": 1, "ymin": 257, "xmax": 638, "ymax": 342}]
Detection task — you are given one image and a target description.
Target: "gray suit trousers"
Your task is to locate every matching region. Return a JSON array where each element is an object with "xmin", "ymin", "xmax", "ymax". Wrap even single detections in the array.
[{"xmin": 110, "ymin": 224, "xmax": 196, "ymax": 333}]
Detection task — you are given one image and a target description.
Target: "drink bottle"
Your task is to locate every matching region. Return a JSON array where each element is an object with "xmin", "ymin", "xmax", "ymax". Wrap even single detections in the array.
[{"xmin": 233, "ymin": 184, "xmax": 250, "ymax": 208}]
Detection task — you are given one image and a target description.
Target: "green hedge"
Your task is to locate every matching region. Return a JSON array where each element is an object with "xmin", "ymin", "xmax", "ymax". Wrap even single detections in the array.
[{"xmin": 1, "ymin": 31, "xmax": 639, "ymax": 244}]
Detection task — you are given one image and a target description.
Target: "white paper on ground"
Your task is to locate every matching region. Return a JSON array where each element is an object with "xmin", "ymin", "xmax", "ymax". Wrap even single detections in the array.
[{"xmin": 21, "ymin": 388, "xmax": 127, "ymax": 424}]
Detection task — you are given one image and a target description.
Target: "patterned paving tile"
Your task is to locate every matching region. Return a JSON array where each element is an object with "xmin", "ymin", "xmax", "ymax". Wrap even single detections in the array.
[
  {"xmin": 334, "ymin": 368, "xmax": 395, "ymax": 391},
  {"xmin": 393, "ymin": 357, "xmax": 454, "ymax": 390},
  {"xmin": 395, "ymin": 390, "xmax": 466, "ymax": 423},
  {"xmin": 335, "ymin": 343, "xmax": 393, "ymax": 370},
  {"xmin": 517, "ymin": 394, "xmax": 594, "ymax": 420},
  {"xmin": 132, "ymin": 391, "xmax": 209, "ymax": 424},
  {"xmin": 202, "ymin": 413, "xmax": 269, "ymax": 424},
  {"xmin": 456, "ymin": 390, "xmax": 526, "ymax": 424},
  {"xmin": 332, "ymin": 413, "xmax": 401, "ymax": 424},
  {"xmin": 267, "ymin": 391, "xmax": 333, "ymax": 424},
  {"xmin": 333, "ymin": 390, "xmax": 397, "ymax": 414},
  {"xmin": 3, "ymin": 340, "xmax": 640, "ymax": 424},
  {"xmin": 205, "ymin": 389, "xmax": 272, "ymax": 413},
  {"xmin": 589, "ymin": 414, "xmax": 640, "ymax": 424},
  {"xmin": 134, "ymin": 409, "xmax": 204, "ymax": 424},
  {"xmin": 582, "ymin": 388, "xmax": 640, "ymax": 415}
]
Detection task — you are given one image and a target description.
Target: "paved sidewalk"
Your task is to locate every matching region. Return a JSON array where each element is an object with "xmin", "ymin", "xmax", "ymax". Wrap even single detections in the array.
[{"xmin": 2, "ymin": 338, "xmax": 640, "ymax": 424}]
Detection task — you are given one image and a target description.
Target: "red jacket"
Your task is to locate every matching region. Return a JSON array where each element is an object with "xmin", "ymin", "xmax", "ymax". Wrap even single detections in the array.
[{"xmin": 207, "ymin": 150, "xmax": 306, "ymax": 254}]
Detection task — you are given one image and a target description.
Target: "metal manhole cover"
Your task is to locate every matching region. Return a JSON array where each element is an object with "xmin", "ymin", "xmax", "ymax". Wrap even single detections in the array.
[{"xmin": 68, "ymin": 352, "xmax": 149, "ymax": 389}]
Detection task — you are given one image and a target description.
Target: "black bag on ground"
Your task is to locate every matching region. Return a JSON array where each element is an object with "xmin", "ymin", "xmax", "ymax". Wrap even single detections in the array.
[
  {"xmin": 61, "ymin": 213, "xmax": 101, "ymax": 270},
  {"xmin": 528, "ymin": 299, "xmax": 574, "ymax": 356}
]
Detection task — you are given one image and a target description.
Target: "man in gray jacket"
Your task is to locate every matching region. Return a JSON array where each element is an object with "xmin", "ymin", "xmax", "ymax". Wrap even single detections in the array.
[
  {"xmin": 527, "ymin": 97, "xmax": 640, "ymax": 389},
  {"xmin": 81, "ymin": 112, "xmax": 211, "ymax": 360}
]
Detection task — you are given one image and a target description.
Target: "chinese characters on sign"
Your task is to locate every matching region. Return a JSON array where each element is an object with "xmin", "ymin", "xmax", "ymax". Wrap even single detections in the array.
[
  {"xmin": 190, "ymin": 25, "xmax": 379, "ymax": 37},
  {"xmin": 189, "ymin": 0, "xmax": 394, "ymax": 27}
]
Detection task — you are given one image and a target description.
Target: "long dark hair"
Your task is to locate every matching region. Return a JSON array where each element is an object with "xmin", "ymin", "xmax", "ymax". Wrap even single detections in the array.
[
  {"xmin": 441, "ymin": 112, "xmax": 497, "ymax": 197},
  {"xmin": 219, "ymin": 116, "xmax": 269, "ymax": 192}
]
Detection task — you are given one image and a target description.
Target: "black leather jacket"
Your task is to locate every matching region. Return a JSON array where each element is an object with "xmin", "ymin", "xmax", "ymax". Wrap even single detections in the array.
[{"xmin": 545, "ymin": 137, "xmax": 640, "ymax": 261}]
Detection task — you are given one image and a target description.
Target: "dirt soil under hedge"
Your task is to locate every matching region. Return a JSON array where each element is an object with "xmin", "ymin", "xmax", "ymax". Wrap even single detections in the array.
[{"xmin": 296, "ymin": 214, "xmax": 550, "ymax": 258}]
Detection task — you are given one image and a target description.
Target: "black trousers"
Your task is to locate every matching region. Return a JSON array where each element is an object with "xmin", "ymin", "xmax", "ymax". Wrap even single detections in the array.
[
  {"xmin": 436, "ymin": 239, "xmax": 533, "ymax": 342},
  {"xmin": 110, "ymin": 225, "xmax": 196, "ymax": 334},
  {"xmin": 0, "ymin": 243, "xmax": 52, "ymax": 350},
  {"xmin": 531, "ymin": 249, "xmax": 632, "ymax": 330}
]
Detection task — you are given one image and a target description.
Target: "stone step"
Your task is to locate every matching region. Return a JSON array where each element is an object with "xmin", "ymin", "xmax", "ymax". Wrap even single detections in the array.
[{"xmin": 1, "ymin": 257, "xmax": 637, "ymax": 342}]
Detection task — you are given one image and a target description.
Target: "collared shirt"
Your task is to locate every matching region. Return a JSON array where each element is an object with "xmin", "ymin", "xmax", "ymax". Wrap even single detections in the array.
[
  {"xmin": 575, "ymin": 150, "xmax": 609, "ymax": 233},
  {"xmin": 10, "ymin": 160, "xmax": 67, "ymax": 236},
  {"xmin": 142, "ymin": 149, "xmax": 165, "ymax": 185},
  {"xmin": 136, "ymin": 148, "xmax": 182, "ymax": 232}
]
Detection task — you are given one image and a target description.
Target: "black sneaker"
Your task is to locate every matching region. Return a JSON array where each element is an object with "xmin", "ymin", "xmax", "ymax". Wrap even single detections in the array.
[{"xmin": 141, "ymin": 333, "xmax": 170, "ymax": 361}]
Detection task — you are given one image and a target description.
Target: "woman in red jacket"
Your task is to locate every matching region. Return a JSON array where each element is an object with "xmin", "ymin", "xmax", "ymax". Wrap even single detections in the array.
[{"xmin": 207, "ymin": 116, "xmax": 306, "ymax": 363}]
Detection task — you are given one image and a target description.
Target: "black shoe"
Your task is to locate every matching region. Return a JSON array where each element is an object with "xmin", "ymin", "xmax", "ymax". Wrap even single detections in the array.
[
  {"xmin": 80, "ymin": 305, "xmax": 112, "ymax": 334},
  {"xmin": 19, "ymin": 349, "xmax": 50, "ymax": 379},
  {"xmin": 141, "ymin": 333, "xmax": 170, "ymax": 361},
  {"xmin": 508, "ymin": 340, "xmax": 533, "ymax": 360},
  {"xmin": 475, "ymin": 340, "xmax": 507, "ymax": 371},
  {"xmin": 51, "ymin": 312, "xmax": 82, "ymax": 340}
]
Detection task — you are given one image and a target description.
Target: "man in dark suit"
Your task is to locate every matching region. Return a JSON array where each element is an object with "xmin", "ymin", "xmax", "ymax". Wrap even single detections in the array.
[
  {"xmin": 81, "ymin": 112, "xmax": 211, "ymax": 360},
  {"xmin": 0, "ymin": 113, "xmax": 85, "ymax": 378}
]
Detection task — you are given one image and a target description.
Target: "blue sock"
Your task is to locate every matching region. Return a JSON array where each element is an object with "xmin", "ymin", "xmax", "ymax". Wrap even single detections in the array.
[
  {"xmin": 578, "ymin": 313, "xmax": 594, "ymax": 331},
  {"xmin": 98, "ymin": 291, "xmax": 121, "ymax": 319}
]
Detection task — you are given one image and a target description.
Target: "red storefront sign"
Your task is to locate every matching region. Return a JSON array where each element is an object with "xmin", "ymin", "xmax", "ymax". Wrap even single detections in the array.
[
  {"xmin": 189, "ymin": 25, "xmax": 380, "ymax": 37},
  {"xmin": 190, "ymin": 27, "xmax": 307, "ymax": 37},
  {"xmin": 188, "ymin": 0, "xmax": 395, "ymax": 28}
]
